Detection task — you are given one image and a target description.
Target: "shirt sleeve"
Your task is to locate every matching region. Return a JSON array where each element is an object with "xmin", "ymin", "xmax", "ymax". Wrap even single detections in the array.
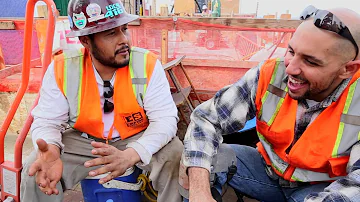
[
  {"xmin": 182, "ymin": 63, "xmax": 262, "ymax": 172},
  {"xmin": 126, "ymin": 60, "xmax": 178, "ymax": 165},
  {"xmin": 30, "ymin": 61, "xmax": 69, "ymax": 152}
]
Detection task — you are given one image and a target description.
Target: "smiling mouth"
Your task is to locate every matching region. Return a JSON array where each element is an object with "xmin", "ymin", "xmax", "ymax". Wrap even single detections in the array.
[
  {"xmin": 289, "ymin": 76, "xmax": 306, "ymax": 85},
  {"xmin": 288, "ymin": 76, "xmax": 308, "ymax": 92}
]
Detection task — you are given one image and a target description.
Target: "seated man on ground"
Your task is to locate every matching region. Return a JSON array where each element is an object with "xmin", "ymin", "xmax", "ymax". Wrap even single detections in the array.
[
  {"xmin": 180, "ymin": 5, "xmax": 360, "ymax": 202},
  {"xmin": 20, "ymin": 0, "xmax": 183, "ymax": 202}
]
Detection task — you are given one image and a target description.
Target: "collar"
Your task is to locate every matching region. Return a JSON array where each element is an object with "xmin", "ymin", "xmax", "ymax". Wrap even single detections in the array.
[{"xmin": 92, "ymin": 64, "xmax": 116, "ymax": 86}]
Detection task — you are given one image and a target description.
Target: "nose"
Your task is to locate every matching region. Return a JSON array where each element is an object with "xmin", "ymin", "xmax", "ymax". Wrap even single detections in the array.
[
  {"xmin": 116, "ymin": 27, "xmax": 129, "ymax": 45},
  {"xmin": 285, "ymin": 55, "xmax": 301, "ymax": 76}
]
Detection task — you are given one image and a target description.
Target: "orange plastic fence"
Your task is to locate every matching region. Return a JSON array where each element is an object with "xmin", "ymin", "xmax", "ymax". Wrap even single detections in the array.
[
  {"xmin": 127, "ymin": 18, "xmax": 298, "ymax": 100},
  {"xmin": 130, "ymin": 18, "xmax": 297, "ymax": 64}
]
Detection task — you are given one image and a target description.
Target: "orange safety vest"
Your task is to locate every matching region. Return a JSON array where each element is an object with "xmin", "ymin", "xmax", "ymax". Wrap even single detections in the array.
[
  {"xmin": 53, "ymin": 47, "xmax": 158, "ymax": 140},
  {"xmin": 255, "ymin": 58, "xmax": 360, "ymax": 182}
]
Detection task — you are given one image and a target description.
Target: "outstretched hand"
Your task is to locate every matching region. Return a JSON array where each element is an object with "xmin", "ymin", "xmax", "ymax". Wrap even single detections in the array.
[
  {"xmin": 28, "ymin": 139, "xmax": 63, "ymax": 195},
  {"xmin": 84, "ymin": 141, "xmax": 141, "ymax": 184}
]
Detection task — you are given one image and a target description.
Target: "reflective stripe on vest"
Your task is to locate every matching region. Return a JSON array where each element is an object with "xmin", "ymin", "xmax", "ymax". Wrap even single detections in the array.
[
  {"xmin": 258, "ymin": 58, "xmax": 288, "ymax": 125},
  {"xmin": 62, "ymin": 47, "xmax": 150, "ymax": 126},
  {"xmin": 332, "ymin": 79, "xmax": 360, "ymax": 157},
  {"xmin": 257, "ymin": 132, "xmax": 288, "ymax": 175},
  {"xmin": 130, "ymin": 46, "xmax": 150, "ymax": 108},
  {"xmin": 61, "ymin": 49, "xmax": 84, "ymax": 126},
  {"xmin": 257, "ymin": 59, "xmax": 360, "ymax": 182}
]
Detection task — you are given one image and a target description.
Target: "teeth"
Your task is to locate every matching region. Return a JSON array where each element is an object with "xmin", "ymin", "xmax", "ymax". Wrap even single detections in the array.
[{"xmin": 289, "ymin": 77, "xmax": 305, "ymax": 84}]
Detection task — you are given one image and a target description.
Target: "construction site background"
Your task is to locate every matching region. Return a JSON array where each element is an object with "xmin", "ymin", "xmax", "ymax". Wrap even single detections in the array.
[{"xmin": 0, "ymin": 1, "xmax": 301, "ymax": 201}]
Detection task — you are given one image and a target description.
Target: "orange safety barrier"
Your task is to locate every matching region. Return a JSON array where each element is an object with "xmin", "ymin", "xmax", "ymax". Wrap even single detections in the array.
[
  {"xmin": 128, "ymin": 17, "xmax": 298, "ymax": 100},
  {"xmin": 0, "ymin": 0, "xmax": 56, "ymax": 201},
  {"xmin": 0, "ymin": 44, "xmax": 5, "ymax": 70}
]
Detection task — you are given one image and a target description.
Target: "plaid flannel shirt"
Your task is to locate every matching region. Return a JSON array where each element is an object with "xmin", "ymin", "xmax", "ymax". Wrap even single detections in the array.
[{"xmin": 182, "ymin": 60, "xmax": 360, "ymax": 202}]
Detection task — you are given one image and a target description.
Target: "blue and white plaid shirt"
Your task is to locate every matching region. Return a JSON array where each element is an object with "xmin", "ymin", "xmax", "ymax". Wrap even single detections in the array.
[{"xmin": 182, "ymin": 60, "xmax": 360, "ymax": 202}]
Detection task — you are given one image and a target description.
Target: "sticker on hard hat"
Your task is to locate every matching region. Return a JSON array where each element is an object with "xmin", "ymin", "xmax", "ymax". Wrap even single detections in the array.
[
  {"xmin": 86, "ymin": 3, "xmax": 105, "ymax": 23},
  {"xmin": 105, "ymin": 3, "xmax": 124, "ymax": 18},
  {"xmin": 73, "ymin": 12, "xmax": 87, "ymax": 29}
]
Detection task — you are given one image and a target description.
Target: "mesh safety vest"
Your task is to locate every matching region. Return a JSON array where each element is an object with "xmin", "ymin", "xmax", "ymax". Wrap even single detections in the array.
[
  {"xmin": 255, "ymin": 58, "xmax": 360, "ymax": 182},
  {"xmin": 54, "ymin": 47, "xmax": 157, "ymax": 140}
]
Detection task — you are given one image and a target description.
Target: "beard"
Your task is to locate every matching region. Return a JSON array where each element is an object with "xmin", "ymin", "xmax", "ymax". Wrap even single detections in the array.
[
  {"xmin": 288, "ymin": 75, "xmax": 337, "ymax": 101},
  {"xmin": 90, "ymin": 40, "xmax": 130, "ymax": 69}
]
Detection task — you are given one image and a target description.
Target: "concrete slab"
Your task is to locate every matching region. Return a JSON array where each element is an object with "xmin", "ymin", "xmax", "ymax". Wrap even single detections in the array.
[{"xmin": 4, "ymin": 133, "xmax": 33, "ymax": 162}]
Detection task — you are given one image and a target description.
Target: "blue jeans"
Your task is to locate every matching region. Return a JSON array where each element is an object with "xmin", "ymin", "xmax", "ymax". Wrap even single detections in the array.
[{"xmin": 213, "ymin": 145, "xmax": 331, "ymax": 202}]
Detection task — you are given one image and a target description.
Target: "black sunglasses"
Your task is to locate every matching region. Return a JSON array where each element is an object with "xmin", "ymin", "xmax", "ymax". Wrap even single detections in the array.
[
  {"xmin": 103, "ymin": 80, "xmax": 114, "ymax": 113},
  {"xmin": 300, "ymin": 5, "xmax": 358, "ymax": 60}
]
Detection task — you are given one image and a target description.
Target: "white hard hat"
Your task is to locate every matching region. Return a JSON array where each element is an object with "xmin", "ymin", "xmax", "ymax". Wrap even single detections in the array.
[{"xmin": 202, "ymin": 5, "xmax": 208, "ymax": 10}]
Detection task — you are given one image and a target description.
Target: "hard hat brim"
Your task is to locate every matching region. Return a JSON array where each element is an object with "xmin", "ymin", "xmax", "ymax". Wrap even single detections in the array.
[{"xmin": 66, "ymin": 14, "xmax": 139, "ymax": 38}]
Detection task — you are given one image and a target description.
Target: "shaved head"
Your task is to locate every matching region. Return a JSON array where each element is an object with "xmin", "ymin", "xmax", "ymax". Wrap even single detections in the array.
[{"xmin": 327, "ymin": 8, "xmax": 360, "ymax": 61}]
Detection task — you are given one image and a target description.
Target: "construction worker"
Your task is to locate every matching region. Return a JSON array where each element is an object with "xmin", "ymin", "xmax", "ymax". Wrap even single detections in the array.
[
  {"xmin": 180, "ymin": 5, "xmax": 360, "ymax": 202},
  {"xmin": 20, "ymin": 0, "xmax": 183, "ymax": 201},
  {"xmin": 201, "ymin": 5, "xmax": 211, "ymax": 17}
]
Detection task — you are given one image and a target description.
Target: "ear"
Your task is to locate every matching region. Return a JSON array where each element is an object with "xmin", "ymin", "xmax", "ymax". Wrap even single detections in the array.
[
  {"xmin": 339, "ymin": 60, "xmax": 360, "ymax": 79},
  {"xmin": 78, "ymin": 36, "xmax": 91, "ymax": 49}
]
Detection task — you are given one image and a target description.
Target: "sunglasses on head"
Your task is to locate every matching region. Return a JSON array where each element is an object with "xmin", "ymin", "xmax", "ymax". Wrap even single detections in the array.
[
  {"xmin": 300, "ymin": 5, "xmax": 358, "ymax": 61},
  {"xmin": 103, "ymin": 80, "xmax": 114, "ymax": 113}
]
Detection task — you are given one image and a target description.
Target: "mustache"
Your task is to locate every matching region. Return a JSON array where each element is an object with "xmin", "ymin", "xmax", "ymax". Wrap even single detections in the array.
[
  {"xmin": 290, "ymin": 75, "xmax": 307, "ymax": 82},
  {"xmin": 115, "ymin": 45, "xmax": 130, "ymax": 55}
]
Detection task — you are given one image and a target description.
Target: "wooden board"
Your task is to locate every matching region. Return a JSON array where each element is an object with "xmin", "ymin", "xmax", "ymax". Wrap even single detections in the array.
[
  {"xmin": 131, "ymin": 17, "xmax": 301, "ymax": 32},
  {"xmin": 174, "ymin": 0, "xmax": 195, "ymax": 15},
  {"xmin": 37, "ymin": 5, "xmax": 48, "ymax": 19},
  {"xmin": 0, "ymin": 21, "xmax": 15, "ymax": 30},
  {"xmin": 161, "ymin": 30, "xmax": 168, "ymax": 64},
  {"xmin": 183, "ymin": 18, "xmax": 301, "ymax": 30},
  {"xmin": 180, "ymin": 58, "xmax": 259, "ymax": 69},
  {"xmin": 221, "ymin": 0, "xmax": 240, "ymax": 15}
]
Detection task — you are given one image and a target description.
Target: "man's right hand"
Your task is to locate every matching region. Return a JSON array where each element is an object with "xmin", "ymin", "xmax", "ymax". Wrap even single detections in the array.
[
  {"xmin": 188, "ymin": 167, "xmax": 216, "ymax": 202},
  {"xmin": 28, "ymin": 139, "xmax": 63, "ymax": 195}
]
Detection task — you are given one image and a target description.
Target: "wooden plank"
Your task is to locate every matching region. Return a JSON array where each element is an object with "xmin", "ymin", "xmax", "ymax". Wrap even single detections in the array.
[
  {"xmin": 131, "ymin": 17, "xmax": 301, "ymax": 31},
  {"xmin": 181, "ymin": 18, "xmax": 301, "ymax": 30},
  {"xmin": 37, "ymin": 5, "xmax": 48, "ymax": 19},
  {"xmin": 163, "ymin": 55, "xmax": 185, "ymax": 70},
  {"xmin": 160, "ymin": 5, "xmax": 169, "ymax": 16},
  {"xmin": 161, "ymin": 30, "xmax": 168, "ymax": 64},
  {"xmin": 180, "ymin": 58, "xmax": 259, "ymax": 69},
  {"xmin": 174, "ymin": 0, "xmax": 195, "ymax": 15},
  {"xmin": 151, "ymin": 0, "xmax": 156, "ymax": 16},
  {"xmin": 0, "ymin": 21, "xmax": 15, "ymax": 30},
  {"xmin": 172, "ymin": 86, "xmax": 191, "ymax": 106}
]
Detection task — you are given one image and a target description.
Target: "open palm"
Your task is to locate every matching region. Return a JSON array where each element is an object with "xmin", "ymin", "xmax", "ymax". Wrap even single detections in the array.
[{"xmin": 29, "ymin": 139, "xmax": 63, "ymax": 195}]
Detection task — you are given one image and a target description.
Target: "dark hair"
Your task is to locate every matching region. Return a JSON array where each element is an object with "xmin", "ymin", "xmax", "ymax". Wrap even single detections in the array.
[{"xmin": 87, "ymin": 34, "xmax": 95, "ymax": 40}]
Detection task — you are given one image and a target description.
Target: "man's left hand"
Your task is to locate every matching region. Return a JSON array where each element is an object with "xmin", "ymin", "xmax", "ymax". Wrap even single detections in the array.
[{"xmin": 84, "ymin": 141, "xmax": 141, "ymax": 184}]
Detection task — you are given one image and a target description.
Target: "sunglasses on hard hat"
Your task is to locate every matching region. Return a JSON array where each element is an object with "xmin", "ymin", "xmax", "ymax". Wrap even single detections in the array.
[
  {"xmin": 103, "ymin": 80, "xmax": 114, "ymax": 113},
  {"xmin": 300, "ymin": 5, "xmax": 359, "ymax": 61}
]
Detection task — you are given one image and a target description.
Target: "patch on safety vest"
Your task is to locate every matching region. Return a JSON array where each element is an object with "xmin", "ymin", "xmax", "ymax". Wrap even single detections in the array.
[{"xmin": 123, "ymin": 112, "xmax": 145, "ymax": 127}]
